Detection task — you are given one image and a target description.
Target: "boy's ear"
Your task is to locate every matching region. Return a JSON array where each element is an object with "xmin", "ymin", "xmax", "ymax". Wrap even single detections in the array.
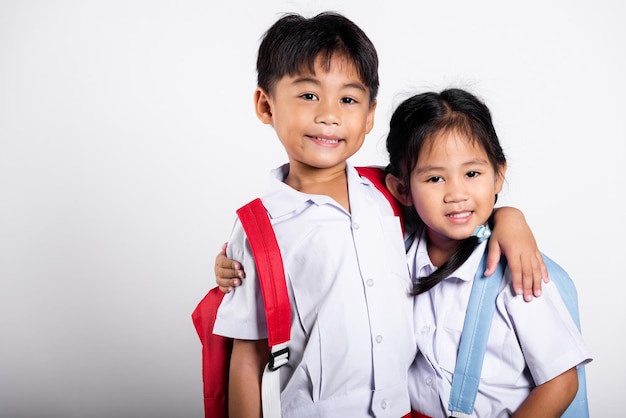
[
  {"xmin": 365, "ymin": 99, "xmax": 377, "ymax": 134},
  {"xmin": 385, "ymin": 173, "xmax": 413, "ymax": 206},
  {"xmin": 254, "ymin": 87, "xmax": 273, "ymax": 125}
]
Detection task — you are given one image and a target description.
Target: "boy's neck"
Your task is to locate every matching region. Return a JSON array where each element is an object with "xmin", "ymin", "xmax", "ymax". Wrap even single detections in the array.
[{"xmin": 284, "ymin": 163, "xmax": 350, "ymax": 212}]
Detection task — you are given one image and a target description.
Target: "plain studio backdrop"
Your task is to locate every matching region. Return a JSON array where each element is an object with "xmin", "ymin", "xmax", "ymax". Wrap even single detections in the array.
[{"xmin": 1, "ymin": 0, "xmax": 623, "ymax": 417}]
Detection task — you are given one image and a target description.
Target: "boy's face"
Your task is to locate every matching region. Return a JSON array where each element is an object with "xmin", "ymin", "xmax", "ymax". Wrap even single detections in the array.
[
  {"xmin": 408, "ymin": 131, "xmax": 505, "ymax": 248},
  {"xmin": 254, "ymin": 54, "xmax": 376, "ymax": 174}
]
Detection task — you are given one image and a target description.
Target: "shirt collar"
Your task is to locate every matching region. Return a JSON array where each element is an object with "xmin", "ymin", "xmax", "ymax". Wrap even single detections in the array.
[
  {"xmin": 413, "ymin": 231, "xmax": 488, "ymax": 283},
  {"xmin": 261, "ymin": 162, "xmax": 362, "ymax": 219}
]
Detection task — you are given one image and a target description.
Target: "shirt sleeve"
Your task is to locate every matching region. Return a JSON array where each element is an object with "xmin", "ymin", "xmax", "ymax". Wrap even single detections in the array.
[
  {"xmin": 502, "ymin": 279, "xmax": 592, "ymax": 385},
  {"xmin": 213, "ymin": 218, "xmax": 269, "ymax": 340}
]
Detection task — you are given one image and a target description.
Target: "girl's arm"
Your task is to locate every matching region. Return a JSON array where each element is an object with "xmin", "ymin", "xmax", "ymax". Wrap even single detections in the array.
[
  {"xmin": 215, "ymin": 243, "xmax": 245, "ymax": 293},
  {"xmin": 229, "ymin": 338, "xmax": 268, "ymax": 418},
  {"xmin": 215, "ymin": 207, "xmax": 549, "ymax": 300},
  {"xmin": 488, "ymin": 207, "xmax": 549, "ymax": 301},
  {"xmin": 512, "ymin": 367, "xmax": 578, "ymax": 418}
]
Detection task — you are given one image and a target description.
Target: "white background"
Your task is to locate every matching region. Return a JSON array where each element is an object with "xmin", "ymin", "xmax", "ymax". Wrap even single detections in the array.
[{"xmin": 1, "ymin": 1, "xmax": 623, "ymax": 417}]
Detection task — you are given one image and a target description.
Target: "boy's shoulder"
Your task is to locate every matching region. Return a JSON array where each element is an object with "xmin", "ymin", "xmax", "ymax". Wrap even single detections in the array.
[{"xmin": 354, "ymin": 166, "xmax": 402, "ymax": 219}]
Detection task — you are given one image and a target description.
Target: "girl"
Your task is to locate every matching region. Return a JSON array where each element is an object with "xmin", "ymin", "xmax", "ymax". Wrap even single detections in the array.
[{"xmin": 384, "ymin": 88, "xmax": 591, "ymax": 418}]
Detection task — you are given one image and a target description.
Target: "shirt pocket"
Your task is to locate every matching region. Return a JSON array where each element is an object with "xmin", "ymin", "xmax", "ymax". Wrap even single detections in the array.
[
  {"xmin": 379, "ymin": 216, "xmax": 410, "ymax": 281},
  {"xmin": 438, "ymin": 306, "xmax": 506, "ymax": 379}
]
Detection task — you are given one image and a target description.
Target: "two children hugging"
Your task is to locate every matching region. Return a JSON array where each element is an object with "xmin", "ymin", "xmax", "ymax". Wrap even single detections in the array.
[{"xmin": 206, "ymin": 10, "xmax": 590, "ymax": 418}]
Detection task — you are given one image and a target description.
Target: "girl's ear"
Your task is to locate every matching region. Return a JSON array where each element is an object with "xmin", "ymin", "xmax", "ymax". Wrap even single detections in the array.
[
  {"xmin": 385, "ymin": 173, "xmax": 413, "ymax": 207},
  {"xmin": 254, "ymin": 87, "xmax": 273, "ymax": 125},
  {"xmin": 495, "ymin": 162, "xmax": 508, "ymax": 194}
]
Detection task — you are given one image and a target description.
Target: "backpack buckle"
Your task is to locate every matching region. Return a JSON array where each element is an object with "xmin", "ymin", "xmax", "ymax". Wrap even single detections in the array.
[{"xmin": 269, "ymin": 346, "xmax": 289, "ymax": 371}]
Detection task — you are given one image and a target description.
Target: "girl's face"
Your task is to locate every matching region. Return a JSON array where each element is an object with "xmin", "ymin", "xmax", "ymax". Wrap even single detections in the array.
[{"xmin": 408, "ymin": 130, "xmax": 506, "ymax": 251}]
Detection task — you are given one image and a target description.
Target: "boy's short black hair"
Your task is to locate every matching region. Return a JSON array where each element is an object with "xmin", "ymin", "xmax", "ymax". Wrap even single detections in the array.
[{"xmin": 257, "ymin": 12, "xmax": 379, "ymax": 103}]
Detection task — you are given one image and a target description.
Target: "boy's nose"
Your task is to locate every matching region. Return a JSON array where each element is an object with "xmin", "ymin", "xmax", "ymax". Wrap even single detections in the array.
[{"xmin": 315, "ymin": 101, "xmax": 340, "ymax": 125}]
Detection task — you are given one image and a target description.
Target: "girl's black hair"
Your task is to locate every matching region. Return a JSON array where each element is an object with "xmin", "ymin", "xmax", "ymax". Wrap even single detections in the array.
[
  {"xmin": 385, "ymin": 88, "xmax": 506, "ymax": 295},
  {"xmin": 256, "ymin": 12, "xmax": 379, "ymax": 104}
]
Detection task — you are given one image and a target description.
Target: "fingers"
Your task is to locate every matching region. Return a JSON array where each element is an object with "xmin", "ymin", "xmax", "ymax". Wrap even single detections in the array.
[
  {"xmin": 218, "ymin": 283, "xmax": 236, "ymax": 293},
  {"xmin": 215, "ymin": 255, "xmax": 245, "ymax": 279},
  {"xmin": 484, "ymin": 239, "xmax": 503, "ymax": 277},
  {"xmin": 509, "ymin": 251, "xmax": 548, "ymax": 302},
  {"xmin": 214, "ymin": 242, "xmax": 245, "ymax": 294},
  {"xmin": 539, "ymin": 253, "xmax": 549, "ymax": 284},
  {"xmin": 216, "ymin": 270, "xmax": 242, "ymax": 292}
]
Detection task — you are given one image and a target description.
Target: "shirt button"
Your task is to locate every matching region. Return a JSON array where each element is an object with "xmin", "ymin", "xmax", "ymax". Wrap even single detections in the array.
[
  {"xmin": 375, "ymin": 335, "xmax": 383, "ymax": 343},
  {"xmin": 366, "ymin": 278, "xmax": 374, "ymax": 287},
  {"xmin": 381, "ymin": 400, "xmax": 388, "ymax": 409},
  {"xmin": 353, "ymin": 222, "xmax": 360, "ymax": 229},
  {"xmin": 421, "ymin": 326, "xmax": 430, "ymax": 335},
  {"xmin": 425, "ymin": 377, "xmax": 433, "ymax": 386}
]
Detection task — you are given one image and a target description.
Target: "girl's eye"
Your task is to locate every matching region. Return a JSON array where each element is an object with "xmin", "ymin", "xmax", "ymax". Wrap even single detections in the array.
[
  {"xmin": 341, "ymin": 97, "xmax": 357, "ymax": 104},
  {"xmin": 466, "ymin": 171, "xmax": 479, "ymax": 178},
  {"xmin": 301, "ymin": 93, "xmax": 318, "ymax": 101},
  {"xmin": 427, "ymin": 176, "xmax": 443, "ymax": 183}
]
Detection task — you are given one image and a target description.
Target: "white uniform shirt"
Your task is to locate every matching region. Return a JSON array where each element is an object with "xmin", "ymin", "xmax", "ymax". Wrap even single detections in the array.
[
  {"xmin": 406, "ymin": 235, "xmax": 592, "ymax": 418},
  {"xmin": 214, "ymin": 163, "xmax": 416, "ymax": 418}
]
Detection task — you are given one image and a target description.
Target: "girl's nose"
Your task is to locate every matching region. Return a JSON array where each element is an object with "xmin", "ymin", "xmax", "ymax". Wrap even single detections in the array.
[{"xmin": 443, "ymin": 180, "xmax": 469, "ymax": 203}]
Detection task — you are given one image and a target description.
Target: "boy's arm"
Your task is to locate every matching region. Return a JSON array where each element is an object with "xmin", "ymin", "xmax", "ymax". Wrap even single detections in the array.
[
  {"xmin": 488, "ymin": 207, "xmax": 549, "ymax": 302},
  {"xmin": 511, "ymin": 367, "xmax": 578, "ymax": 418},
  {"xmin": 229, "ymin": 338, "xmax": 268, "ymax": 418}
]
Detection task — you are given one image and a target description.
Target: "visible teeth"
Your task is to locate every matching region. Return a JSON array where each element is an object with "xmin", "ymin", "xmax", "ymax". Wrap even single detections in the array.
[
  {"xmin": 315, "ymin": 137, "xmax": 339, "ymax": 144},
  {"xmin": 448, "ymin": 212, "xmax": 471, "ymax": 218}
]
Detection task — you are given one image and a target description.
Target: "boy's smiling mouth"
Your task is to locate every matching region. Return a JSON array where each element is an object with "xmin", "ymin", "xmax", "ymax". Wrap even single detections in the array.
[{"xmin": 308, "ymin": 135, "xmax": 342, "ymax": 145}]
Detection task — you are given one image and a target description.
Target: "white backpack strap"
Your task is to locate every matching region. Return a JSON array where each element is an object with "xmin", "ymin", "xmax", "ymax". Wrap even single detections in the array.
[
  {"xmin": 262, "ymin": 342, "xmax": 289, "ymax": 417},
  {"xmin": 261, "ymin": 367, "xmax": 281, "ymax": 417}
]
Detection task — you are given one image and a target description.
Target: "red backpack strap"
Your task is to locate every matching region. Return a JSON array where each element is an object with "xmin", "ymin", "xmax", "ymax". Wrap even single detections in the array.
[
  {"xmin": 191, "ymin": 287, "xmax": 231, "ymax": 417},
  {"xmin": 356, "ymin": 166, "xmax": 404, "ymax": 226},
  {"xmin": 190, "ymin": 198, "xmax": 289, "ymax": 418},
  {"xmin": 236, "ymin": 198, "xmax": 291, "ymax": 369}
]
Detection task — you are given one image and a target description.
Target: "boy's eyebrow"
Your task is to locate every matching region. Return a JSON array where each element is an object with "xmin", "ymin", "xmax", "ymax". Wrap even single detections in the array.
[{"xmin": 291, "ymin": 76, "xmax": 368, "ymax": 93}]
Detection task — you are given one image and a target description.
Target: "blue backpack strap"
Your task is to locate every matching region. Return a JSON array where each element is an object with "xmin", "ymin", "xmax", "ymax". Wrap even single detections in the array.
[
  {"xmin": 541, "ymin": 254, "xmax": 589, "ymax": 418},
  {"xmin": 448, "ymin": 252, "xmax": 505, "ymax": 417},
  {"xmin": 448, "ymin": 252, "xmax": 589, "ymax": 418}
]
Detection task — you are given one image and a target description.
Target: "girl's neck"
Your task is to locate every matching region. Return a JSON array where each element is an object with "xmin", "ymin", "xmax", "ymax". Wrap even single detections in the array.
[{"xmin": 425, "ymin": 233, "xmax": 461, "ymax": 268}]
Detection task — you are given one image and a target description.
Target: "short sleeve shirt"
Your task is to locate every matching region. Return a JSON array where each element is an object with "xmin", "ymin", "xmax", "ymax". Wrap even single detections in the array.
[
  {"xmin": 407, "ymin": 235, "xmax": 592, "ymax": 418},
  {"xmin": 214, "ymin": 163, "xmax": 416, "ymax": 418}
]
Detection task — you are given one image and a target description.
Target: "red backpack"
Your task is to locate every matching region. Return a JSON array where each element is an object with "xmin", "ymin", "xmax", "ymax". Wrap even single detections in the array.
[{"xmin": 191, "ymin": 167, "xmax": 402, "ymax": 417}]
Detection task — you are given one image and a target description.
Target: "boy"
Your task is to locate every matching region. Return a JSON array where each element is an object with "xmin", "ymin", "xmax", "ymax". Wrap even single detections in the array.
[{"xmin": 213, "ymin": 12, "xmax": 416, "ymax": 418}]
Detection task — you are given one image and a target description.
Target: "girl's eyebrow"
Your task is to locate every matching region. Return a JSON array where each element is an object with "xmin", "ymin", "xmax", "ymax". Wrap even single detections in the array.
[
  {"xmin": 416, "ymin": 158, "xmax": 490, "ymax": 173},
  {"xmin": 460, "ymin": 158, "xmax": 490, "ymax": 167}
]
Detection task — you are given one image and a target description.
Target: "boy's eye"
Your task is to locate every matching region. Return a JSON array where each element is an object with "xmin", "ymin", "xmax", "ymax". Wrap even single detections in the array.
[
  {"xmin": 466, "ymin": 171, "xmax": 479, "ymax": 178},
  {"xmin": 341, "ymin": 97, "xmax": 357, "ymax": 104},
  {"xmin": 301, "ymin": 93, "xmax": 318, "ymax": 101}
]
